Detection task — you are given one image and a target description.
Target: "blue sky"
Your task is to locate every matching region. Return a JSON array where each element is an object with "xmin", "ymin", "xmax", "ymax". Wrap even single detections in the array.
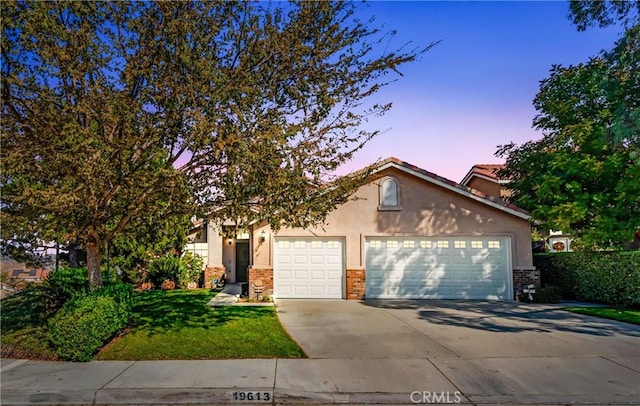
[{"xmin": 338, "ymin": 1, "xmax": 623, "ymax": 181}]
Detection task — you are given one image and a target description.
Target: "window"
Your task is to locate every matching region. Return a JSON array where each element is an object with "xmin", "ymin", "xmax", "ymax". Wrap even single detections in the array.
[
  {"xmin": 454, "ymin": 240, "xmax": 466, "ymax": 249},
  {"xmin": 471, "ymin": 241, "xmax": 483, "ymax": 249},
  {"xmin": 386, "ymin": 240, "xmax": 399, "ymax": 248},
  {"xmin": 311, "ymin": 241, "xmax": 322, "ymax": 249},
  {"xmin": 436, "ymin": 241, "xmax": 449, "ymax": 248},
  {"xmin": 294, "ymin": 241, "xmax": 306, "ymax": 249},
  {"xmin": 327, "ymin": 241, "xmax": 340, "ymax": 249},
  {"xmin": 278, "ymin": 241, "xmax": 290, "ymax": 248},
  {"xmin": 404, "ymin": 240, "xmax": 415, "ymax": 248},
  {"xmin": 369, "ymin": 240, "xmax": 382, "ymax": 248},
  {"xmin": 379, "ymin": 177, "xmax": 400, "ymax": 209},
  {"xmin": 420, "ymin": 241, "xmax": 432, "ymax": 249},
  {"xmin": 488, "ymin": 240, "xmax": 501, "ymax": 249}
]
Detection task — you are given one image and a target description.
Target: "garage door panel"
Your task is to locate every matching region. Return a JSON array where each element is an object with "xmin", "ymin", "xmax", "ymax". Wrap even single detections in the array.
[
  {"xmin": 274, "ymin": 239, "xmax": 343, "ymax": 299},
  {"xmin": 366, "ymin": 237, "xmax": 511, "ymax": 300}
]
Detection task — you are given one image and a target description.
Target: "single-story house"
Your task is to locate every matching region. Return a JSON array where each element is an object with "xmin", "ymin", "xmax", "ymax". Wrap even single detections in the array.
[{"xmin": 187, "ymin": 158, "xmax": 537, "ymax": 300}]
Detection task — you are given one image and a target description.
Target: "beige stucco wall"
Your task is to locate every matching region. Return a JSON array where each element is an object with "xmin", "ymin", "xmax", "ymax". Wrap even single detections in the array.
[{"xmin": 252, "ymin": 167, "xmax": 533, "ymax": 271}]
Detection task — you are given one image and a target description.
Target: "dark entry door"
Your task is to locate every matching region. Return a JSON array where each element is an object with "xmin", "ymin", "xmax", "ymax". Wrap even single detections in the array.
[{"xmin": 236, "ymin": 241, "xmax": 250, "ymax": 282}]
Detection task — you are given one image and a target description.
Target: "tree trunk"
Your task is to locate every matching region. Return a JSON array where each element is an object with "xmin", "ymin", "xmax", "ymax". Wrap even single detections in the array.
[
  {"xmin": 86, "ymin": 240, "xmax": 102, "ymax": 290},
  {"xmin": 68, "ymin": 243, "xmax": 78, "ymax": 268}
]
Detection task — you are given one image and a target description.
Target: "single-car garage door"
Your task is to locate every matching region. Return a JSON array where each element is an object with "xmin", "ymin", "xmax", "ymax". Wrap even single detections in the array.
[
  {"xmin": 366, "ymin": 237, "xmax": 511, "ymax": 300},
  {"xmin": 274, "ymin": 238, "xmax": 343, "ymax": 298}
]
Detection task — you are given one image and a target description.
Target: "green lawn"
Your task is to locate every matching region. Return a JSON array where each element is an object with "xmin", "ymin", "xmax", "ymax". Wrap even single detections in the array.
[
  {"xmin": 565, "ymin": 307, "xmax": 640, "ymax": 325},
  {"xmin": 96, "ymin": 289, "xmax": 305, "ymax": 360},
  {"xmin": 0, "ymin": 289, "xmax": 59, "ymax": 360}
]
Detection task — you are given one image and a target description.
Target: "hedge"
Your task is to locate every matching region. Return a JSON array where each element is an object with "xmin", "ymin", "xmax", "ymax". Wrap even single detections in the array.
[
  {"xmin": 48, "ymin": 283, "xmax": 133, "ymax": 361},
  {"xmin": 535, "ymin": 252, "xmax": 640, "ymax": 307}
]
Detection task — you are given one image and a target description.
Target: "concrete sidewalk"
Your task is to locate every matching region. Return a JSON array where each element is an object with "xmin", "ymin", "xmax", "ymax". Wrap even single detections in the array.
[{"xmin": 2, "ymin": 355, "xmax": 639, "ymax": 405}]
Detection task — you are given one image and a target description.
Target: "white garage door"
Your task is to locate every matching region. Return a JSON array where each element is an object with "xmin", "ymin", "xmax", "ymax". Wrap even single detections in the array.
[
  {"xmin": 366, "ymin": 237, "xmax": 511, "ymax": 300},
  {"xmin": 274, "ymin": 239, "xmax": 343, "ymax": 298}
]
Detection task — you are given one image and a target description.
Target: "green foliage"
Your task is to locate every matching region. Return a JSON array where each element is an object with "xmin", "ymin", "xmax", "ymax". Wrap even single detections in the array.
[
  {"xmin": 13, "ymin": 267, "xmax": 91, "ymax": 319},
  {"xmin": 95, "ymin": 282, "xmax": 135, "ymax": 321},
  {"xmin": 0, "ymin": 267, "xmax": 89, "ymax": 335},
  {"xmin": 179, "ymin": 251, "xmax": 204, "ymax": 288},
  {"xmin": 47, "ymin": 284, "xmax": 133, "ymax": 362},
  {"xmin": 497, "ymin": 25, "xmax": 640, "ymax": 249},
  {"xmin": 535, "ymin": 252, "xmax": 640, "ymax": 307},
  {"xmin": 1, "ymin": 1, "xmax": 427, "ymax": 288},
  {"xmin": 44, "ymin": 267, "xmax": 90, "ymax": 303},
  {"xmin": 145, "ymin": 252, "xmax": 204, "ymax": 289},
  {"xmin": 2, "ymin": 280, "xmax": 133, "ymax": 361},
  {"xmin": 147, "ymin": 255, "xmax": 184, "ymax": 289},
  {"xmin": 108, "ymin": 213, "xmax": 192, "ymax": 285},
  {"xmin": 569, "ymin": 1, "xmax": 639, "ymax": 31},
  {"xmin": 48, "ymin": 295, "xmax": 128, "ymax": 362}
]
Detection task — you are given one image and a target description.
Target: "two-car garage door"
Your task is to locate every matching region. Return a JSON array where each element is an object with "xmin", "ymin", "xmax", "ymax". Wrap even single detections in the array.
[
  {"xmin": 273, "ymin": 236, "xmax": 512, "ymax": 300},
  {"xmin": 366, "ymin": 237, "xmax": 511, "ymax": 300}
]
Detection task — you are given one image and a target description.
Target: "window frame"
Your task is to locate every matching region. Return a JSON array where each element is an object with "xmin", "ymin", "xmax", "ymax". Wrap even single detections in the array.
[{"xmin": 378, "ymin": 176, "xmax": 402, "ymax": 211}]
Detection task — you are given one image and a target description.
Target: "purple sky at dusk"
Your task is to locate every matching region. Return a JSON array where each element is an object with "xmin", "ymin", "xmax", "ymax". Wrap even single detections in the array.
[{"xmin": 337, "ymin": 1, "xmax": 623, "ymax": 182}]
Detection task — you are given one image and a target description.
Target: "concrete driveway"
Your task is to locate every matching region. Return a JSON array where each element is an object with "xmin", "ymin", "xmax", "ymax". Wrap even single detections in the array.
[{"xmin": 275, "ymin": 299, "xmax": 640, "ymax": 404}]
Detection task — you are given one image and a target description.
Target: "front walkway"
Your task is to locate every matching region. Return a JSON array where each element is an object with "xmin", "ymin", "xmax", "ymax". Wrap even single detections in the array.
[{"xmin": 207, "ymin": 283, "xmax": 272, "ymax": 307}]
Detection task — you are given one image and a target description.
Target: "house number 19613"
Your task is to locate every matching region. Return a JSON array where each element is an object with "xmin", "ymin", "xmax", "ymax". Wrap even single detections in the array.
[{"xmin": 229, "ymin": 391, "xmax": 272, "ymax": 402}]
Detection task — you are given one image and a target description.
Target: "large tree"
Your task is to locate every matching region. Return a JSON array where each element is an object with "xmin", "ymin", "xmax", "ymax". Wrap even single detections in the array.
[
  {"xmin": 497, "ymin": 2, "xmax": 639, "ymax": 249},
  {"xmin": 1, "ymin": 1, "xmax": 430, "ymax": 287}
]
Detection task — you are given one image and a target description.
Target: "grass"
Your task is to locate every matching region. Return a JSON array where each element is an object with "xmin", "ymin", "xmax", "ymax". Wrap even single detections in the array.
[
  {"xmin": 0, "ymin": 288, "xmax": 60, "ymax": 360},
  {"xmin": 96, "ymin": 289, "xmax": 305, "ymax": 360},
  {"xmin": 565, "ymin": 307, "xmax": 640, "ymax": 325}
]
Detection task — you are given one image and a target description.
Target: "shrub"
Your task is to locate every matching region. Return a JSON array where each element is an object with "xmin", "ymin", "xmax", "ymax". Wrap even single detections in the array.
[
  {"xmin": 95, "ymin": 282, "xmax": 134, "ymax": 323},
  {"xmin": 536, "ymin": 252, "xmax": 640, "ymax": 307},
  {"xmin": 21, "ymin": 267, "xmax": 90, "ymax": 319},
  {"xmin": 147, "ymin": 255, "xmax": 184, "ymax": 288},
  {"xmin": 48, "ymin": 289, "xmax": 132, "ymax": 362},
  {"xmin": 179, "ymin": 251, "xmax": 204, "ymax": 288}
]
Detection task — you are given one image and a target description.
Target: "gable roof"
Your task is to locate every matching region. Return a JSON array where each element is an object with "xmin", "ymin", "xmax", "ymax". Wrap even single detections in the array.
[
  {"xmin": 362, "ymin": 157, "xmax": 529, "ymax": 220},
  {"xmin": 460, "ymin": 164, "xmax": 510, "ymax": 186}
]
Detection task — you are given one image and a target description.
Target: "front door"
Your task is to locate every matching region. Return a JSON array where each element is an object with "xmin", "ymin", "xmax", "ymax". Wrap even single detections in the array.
[{"xmin": 235, "ymin": 241, "xmax": 250, "ymax": 282}]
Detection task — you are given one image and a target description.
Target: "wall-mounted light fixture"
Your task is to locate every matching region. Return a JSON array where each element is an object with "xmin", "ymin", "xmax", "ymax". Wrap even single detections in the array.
[
  {"xmin": 260, "ymin": 230, "xmax": 267, "ymax": 242},
  {"xmin": 227, "ymin": 238, "xmax": 233, "ymax": 245}
]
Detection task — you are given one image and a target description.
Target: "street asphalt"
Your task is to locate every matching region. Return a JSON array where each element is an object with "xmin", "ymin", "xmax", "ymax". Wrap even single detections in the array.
[{"xmin": 1, "ymin": 299, "xmax": 639, "ymax": 405}]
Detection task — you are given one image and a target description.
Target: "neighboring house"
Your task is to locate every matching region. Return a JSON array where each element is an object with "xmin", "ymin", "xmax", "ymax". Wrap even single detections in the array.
[
  {"xmin": 460, "ymin": 163, "xmax": 511, "ymax": 200},
  {"xmin": 193, "ymin": 158, "xmax": 536, "ymax": 301},
  {"xmin": 460, "ymin": 165, "xmax": 578, "ymax": 252},
  {"xmin": 0, "ymin": 258, "xmax": 51, "ymax": 295}
]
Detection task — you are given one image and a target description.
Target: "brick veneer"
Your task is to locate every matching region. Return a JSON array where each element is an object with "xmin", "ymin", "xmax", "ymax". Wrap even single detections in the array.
[
  {"xmin": 241, "ymin": 266, "xmax": 535, "ymax": 301},
  {"xmin": 346, "ymin": 268, "xmax": 366, "ymax": 300},
  {"xmin": 203, "ymin": 266, "xmax": 226, "ymax": 289},
  {"xmin": 513, "ymin": 268, "xmax": 540, "ymax": 299},
  {"xmin": 248, "ymin": 266, "xmax": 273, "ymax": 298}
]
